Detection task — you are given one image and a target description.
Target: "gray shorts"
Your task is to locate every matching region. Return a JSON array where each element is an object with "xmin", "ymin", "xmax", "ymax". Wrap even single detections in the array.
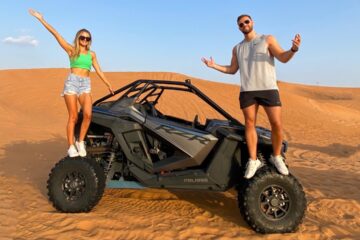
[{"xmin": 61, "ymin": 73, "xmax": 91, "ymax": 97}]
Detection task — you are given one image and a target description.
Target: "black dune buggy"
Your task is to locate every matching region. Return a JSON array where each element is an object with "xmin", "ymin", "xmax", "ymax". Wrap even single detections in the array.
[{"xmin": 47, "ymin": 79, "xmax": 306, "ymax": 233}]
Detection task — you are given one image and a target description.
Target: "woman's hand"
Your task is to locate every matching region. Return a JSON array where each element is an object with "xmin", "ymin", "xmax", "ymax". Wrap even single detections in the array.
[
  {"xmin": 108, "ymin": 86, "xmax": 115, "ymax": 95},
  {"xmin": 29, "ymin": 9, "xmax": 43, "ymax": 20}
]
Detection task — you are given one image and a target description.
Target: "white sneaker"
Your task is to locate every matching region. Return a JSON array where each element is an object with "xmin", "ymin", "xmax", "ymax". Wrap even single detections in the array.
[
  {"xmin": 67, "ymin": 145, "xmax": 79, "ymax": 157},
  {"xmin": 244, "ymin": 159, "xmax": 263, "ymax": 179},
  {"xmin": 75, "ymin": 141, "xmax": 87, "ymax": 157},
  {"xmin": 270, "ymin": 155, "xmax": 289, "ymax": 175}
]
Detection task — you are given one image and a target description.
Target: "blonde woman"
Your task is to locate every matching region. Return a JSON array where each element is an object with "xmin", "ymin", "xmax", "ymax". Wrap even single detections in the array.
[{"xmin": 29, "ymin": 9, "xmax": 114, "ymax": 157}]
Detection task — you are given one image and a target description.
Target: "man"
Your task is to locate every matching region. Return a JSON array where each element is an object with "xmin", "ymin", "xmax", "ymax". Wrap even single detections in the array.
[{"xmin": 202, "ymin": 14, "xmax": 301, "ymax": 179}]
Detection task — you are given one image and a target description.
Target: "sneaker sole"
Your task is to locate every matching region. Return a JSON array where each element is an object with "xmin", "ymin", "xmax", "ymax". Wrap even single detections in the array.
[{"xmin": 68, "ymin": 154, "xmax": 80, "ymax": 157}]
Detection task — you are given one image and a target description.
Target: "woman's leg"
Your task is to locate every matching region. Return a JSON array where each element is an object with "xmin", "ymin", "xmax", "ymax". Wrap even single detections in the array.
[
  {"xmin": 77, "ymin": 93, "xmax": 92, "ymax": 141},
  {"xmin": 64, "ymin": 94, "xmax": 78, "ymax": 146}
]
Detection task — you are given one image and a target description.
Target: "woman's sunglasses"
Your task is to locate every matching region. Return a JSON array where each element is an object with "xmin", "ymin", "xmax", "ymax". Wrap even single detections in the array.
[
  {"xmin": 79, "ymin": 36, "xmax": 91, "ymax": 41},
  {"xmin": 239, "ymin": 19, "xmax": 251, "ymax": 28}
]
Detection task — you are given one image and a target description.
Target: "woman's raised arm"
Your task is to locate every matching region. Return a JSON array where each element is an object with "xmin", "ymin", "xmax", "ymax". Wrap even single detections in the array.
[{"xmin": 29, "ymin": 9, "xmax": 73, "ymax": 55}]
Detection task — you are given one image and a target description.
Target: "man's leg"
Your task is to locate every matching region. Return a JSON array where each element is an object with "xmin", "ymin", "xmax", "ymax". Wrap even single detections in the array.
[
  {"xmin": 242, "ymin": 104, "xmax": 259, "ymax": 160},
  {"xmin": 263, "ymin": 106, "xmax": 288, "ymax": 175},
  {"xmin": 242, "ymin": 103, "xmax": 263, "ymax": 179},
  {"xmin": 263, "ymin": 106, "xmax": 282, "ymax": 155}
]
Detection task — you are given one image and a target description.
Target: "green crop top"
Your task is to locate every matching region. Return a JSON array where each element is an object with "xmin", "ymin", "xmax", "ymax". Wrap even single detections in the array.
[{"xmin": 70, "ymin": 51, "xmax": 92, "ymax": 70}]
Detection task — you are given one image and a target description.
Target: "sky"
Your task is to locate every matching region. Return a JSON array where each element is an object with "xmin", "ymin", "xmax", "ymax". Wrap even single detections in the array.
[{"xmin": 0, "ymin": 0, "xmax": 359, "ymax": 87}]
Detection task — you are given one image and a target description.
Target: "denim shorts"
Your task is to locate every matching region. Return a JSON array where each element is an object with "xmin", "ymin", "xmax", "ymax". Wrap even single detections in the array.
[{"xmin": 61, "ymin": 73, "xmax": 91, "ymax": 97}]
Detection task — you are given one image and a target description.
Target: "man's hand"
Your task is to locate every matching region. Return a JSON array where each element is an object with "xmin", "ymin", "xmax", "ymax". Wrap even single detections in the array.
[
  {"xmin": 201, "ymin": 57, "xmax": 215, "ymax": 68},
  {"xmin": 291, "ymin": 34, "xmax": 301, "ymax": 52}
]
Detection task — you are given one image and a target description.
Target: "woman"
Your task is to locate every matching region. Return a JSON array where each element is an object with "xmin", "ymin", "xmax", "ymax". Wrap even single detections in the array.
[{"xmin": 29, "ymin": 9, "xmax": 114, "ymax": 157}]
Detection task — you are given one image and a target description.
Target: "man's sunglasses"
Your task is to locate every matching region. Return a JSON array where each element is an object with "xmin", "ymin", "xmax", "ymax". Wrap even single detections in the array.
[
  {"xmin": 79, "ymin": 36, "xmax": 91, "ymax": 41},
  {"xmin": 239, "ymin": 19, "xmax": 251, "ymax": 28}
]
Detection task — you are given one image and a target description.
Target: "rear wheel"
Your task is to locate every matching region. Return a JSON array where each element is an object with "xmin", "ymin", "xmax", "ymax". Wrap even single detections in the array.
[
  {"xmin": 47, "ymin": 156, "xmax": 106, "ymax": 213},
  {"xmin": 237, "ymin": 167, "xmax": 306, "ymax": 233}
]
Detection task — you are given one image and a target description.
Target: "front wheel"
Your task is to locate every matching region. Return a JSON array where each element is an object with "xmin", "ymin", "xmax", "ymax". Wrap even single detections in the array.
[
  {"xmin": 47, "ymin": 156, "xmax": 106, "ymax": 213},
  {"xmin": 237, "ymin": 167, "xmax": 306, "ymax": 233}
]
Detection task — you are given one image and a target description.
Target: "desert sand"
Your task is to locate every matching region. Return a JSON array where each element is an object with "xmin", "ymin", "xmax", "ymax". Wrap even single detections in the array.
[{"xmin": 0, "ymin": 68, "xmax": 359, "ymax": 239}]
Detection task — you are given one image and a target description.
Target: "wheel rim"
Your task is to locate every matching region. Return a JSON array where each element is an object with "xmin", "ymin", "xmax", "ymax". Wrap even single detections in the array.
[
  {"xmin": 62, "ymin": 171, "xmax": 86, "ymax": 201},
  {"xmin": 259, "ymin": 185, "xmax": 290, "ymax": 220}
]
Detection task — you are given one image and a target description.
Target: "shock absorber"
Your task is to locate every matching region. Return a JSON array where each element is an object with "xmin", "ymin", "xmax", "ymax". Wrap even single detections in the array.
[{"xmin": 105, "ymin": 151, "xmax": 116, "ymax": 175}]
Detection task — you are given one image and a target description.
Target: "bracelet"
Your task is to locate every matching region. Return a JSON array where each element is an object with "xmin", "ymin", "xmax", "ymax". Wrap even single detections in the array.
[{"xmin": 291, "ymin": 47, "xmax": 298, "ymax": 53}]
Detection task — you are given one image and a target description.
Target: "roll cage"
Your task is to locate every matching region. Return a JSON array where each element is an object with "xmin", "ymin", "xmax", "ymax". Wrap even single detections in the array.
[{"xmin": 93, "ymin": 79, "xmax": 242, "ymax": 126}]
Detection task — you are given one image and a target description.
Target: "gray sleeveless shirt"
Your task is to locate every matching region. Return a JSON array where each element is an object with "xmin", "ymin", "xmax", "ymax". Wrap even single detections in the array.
[{"xmin": 235, "ymin": 34, "xmax": 278, "ymax": 92}]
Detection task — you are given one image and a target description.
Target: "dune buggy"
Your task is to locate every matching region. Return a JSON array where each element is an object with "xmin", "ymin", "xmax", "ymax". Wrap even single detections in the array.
[{"xmin": 47, "ymin": 79, "xmax": 306, "ymax": 233}]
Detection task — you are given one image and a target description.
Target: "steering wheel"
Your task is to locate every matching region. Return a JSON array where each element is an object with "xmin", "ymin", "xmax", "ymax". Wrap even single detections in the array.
[{"xmin": 192, "ymin": 114, "xmax": 200, "ymax": 128}]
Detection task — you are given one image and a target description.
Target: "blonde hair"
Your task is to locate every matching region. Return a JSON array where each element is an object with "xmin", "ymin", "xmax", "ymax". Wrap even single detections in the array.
[{"xmin": 71, "ymin": 29, "xmax": 92, "ymax": 60}]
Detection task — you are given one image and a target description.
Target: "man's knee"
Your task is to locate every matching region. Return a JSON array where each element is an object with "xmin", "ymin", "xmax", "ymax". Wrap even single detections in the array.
[
  {"xmin": 270, "ymin": 120, "xmax": 282, "ymax": 131},
  {"xmin": 245, "ymin": 118, "xmax": 256, "ymax": 128}
]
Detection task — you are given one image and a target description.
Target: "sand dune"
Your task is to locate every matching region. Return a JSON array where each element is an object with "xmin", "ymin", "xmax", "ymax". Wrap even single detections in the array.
[{"xmin": 0, "ymin": 69, "xmax": 359, "ymax": 239}]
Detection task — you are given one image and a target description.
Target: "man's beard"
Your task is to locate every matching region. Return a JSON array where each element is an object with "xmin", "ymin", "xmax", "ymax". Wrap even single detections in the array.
[{"xmin": 241, "ymin": 25, "xmax": 253, "ymax": 35}]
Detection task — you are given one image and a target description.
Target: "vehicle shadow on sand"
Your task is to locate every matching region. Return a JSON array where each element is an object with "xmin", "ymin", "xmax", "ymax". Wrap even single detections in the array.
[
  {"xmin": 0, "ymin": 135, "xmax": 67, "ymax": 197},
  {"xmin": 168, "ymin": 189, "xmax": 248, "ymax": 227}
]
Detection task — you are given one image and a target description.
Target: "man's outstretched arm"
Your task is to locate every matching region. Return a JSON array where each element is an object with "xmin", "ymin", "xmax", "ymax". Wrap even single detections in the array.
[{"xmin": 201, "ymin": 47, "xmax": 239, "ymax": 74}]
